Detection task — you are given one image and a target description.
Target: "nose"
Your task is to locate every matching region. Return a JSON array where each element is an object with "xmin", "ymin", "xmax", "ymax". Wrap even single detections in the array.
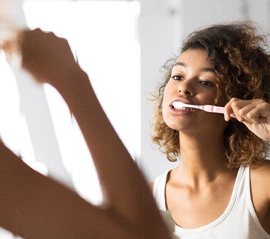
[{"xmin": 177, "ymin": 80, "xmax": 194, "ymax": 96}]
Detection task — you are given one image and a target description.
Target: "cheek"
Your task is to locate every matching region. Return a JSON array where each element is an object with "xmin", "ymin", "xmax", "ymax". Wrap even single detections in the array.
[
  {"xmin": 162, "ymin": 85, "xmax": 171, "ymax": 103},
  {"xmin": 161, "ymin": 87, "xmax": 171, "ymax": 116},
  {"xmin": 161, "ymin": 96, "xmax": 170, "ymax": 124},
  {"xmin": 161, "ymin": 98, "xmax": 167, "ymax": 121}
]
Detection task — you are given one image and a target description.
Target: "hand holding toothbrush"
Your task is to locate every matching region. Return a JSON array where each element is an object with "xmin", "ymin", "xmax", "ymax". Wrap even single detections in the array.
[
  {"xmin": 173, "ymin": 99, "xmax": 270, "ymax": 141},
  {"xmin": 224, "ymin": 98, "xmax": 270, "ymax": 141},
  {"xmin": 19, "ymin": 29, "xmax": 81, "ymax": 89}
]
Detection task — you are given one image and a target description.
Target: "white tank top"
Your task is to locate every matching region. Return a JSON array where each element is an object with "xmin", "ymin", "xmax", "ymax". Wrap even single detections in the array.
[{"xmin": 153, "ymin": 165, "xmax": 270, "ymax": 239}]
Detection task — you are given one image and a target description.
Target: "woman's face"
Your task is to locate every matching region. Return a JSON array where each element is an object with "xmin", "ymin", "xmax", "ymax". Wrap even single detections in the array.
[{"xmin": 162, "ymin": 49, "xmax": 227, "ymax": 134}]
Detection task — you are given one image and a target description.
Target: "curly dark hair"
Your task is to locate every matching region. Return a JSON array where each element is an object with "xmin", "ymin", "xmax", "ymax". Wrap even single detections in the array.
[{"xmin": 152, "ymin": 21, "xmax": 270, "ymax": 168}]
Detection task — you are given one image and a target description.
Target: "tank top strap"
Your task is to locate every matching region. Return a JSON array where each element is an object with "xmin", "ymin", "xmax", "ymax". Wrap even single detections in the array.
[{"xmin": 153, "ymin": 170, "xmax": 170, "ymax": 211}]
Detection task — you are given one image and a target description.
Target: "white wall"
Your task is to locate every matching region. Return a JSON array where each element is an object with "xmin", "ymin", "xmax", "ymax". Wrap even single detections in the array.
[
  {"xmin": 138, "ymin": 0, "xmax": 181, "ymax": 181},
  {"xmin": 138, "ymin": 0, "xmax": 270, "ymax": 182}
]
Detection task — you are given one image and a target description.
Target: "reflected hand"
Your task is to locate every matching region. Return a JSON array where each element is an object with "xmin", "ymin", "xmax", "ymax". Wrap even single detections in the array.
[{"xmin": 224, "ymin": 98, "xmax": 270, "ymax": 141}]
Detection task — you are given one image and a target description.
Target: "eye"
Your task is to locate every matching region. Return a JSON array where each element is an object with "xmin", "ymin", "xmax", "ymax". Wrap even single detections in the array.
[
  {"xmin": 171, "ymin": 75, "xmax": 184, "ymax": 81},
  {"xmin": 199, "ymin": 80, "xmax": 214, "ymax": 87}
]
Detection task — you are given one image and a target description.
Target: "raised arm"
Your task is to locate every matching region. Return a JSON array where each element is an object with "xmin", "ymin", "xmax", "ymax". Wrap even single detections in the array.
[
  {"xmin": 0, "ymin": 141, "xmax": 118, "ymax": 238},
  {"xmin": 0, "ymin": 29, "xmax": 170, "ymax": 238}
]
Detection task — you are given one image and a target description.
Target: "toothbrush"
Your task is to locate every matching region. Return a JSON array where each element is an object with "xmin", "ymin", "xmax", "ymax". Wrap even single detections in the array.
[{"xmin": 172, "ymin": 102, "xmax": 225, "ymax": 114}]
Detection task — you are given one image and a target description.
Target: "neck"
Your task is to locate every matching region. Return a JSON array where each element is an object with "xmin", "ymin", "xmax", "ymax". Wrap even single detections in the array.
[{"xmin": 176, "ymin": 132, "xmax": 232, "ymax": 187}]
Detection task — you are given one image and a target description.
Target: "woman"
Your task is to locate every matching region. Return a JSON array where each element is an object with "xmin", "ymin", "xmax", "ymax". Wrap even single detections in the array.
[{"xmin": 152, "ymin": 22, "xmax": 270, "ymax": 238}]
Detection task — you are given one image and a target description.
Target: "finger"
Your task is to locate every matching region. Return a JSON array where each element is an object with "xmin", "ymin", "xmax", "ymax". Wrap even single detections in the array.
[
  {"xmin": 243, "ymin": 103, "xmax": 270, "ymax": 124},
  {"xmin": 224, "ymin": 98, "xmax": 240, "ymax": 121},
  {"xmin": 230, "ymin": 99, "xmax": 269, "ymax": 124},
  {"xmin": 233, "ymin": 103, "xmax": 258, "ymax": 123}
]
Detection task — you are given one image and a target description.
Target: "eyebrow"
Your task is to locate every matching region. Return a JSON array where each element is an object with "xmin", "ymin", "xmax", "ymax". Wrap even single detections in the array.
[{"xmin": 173, "ymin": 61, "xmax": 216, "ymax": 73}]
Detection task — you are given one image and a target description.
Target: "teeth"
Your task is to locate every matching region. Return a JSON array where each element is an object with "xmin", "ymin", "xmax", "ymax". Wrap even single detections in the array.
[{"xmin": 175, "ymin": 107, "xmax": 193, "ymax": 111}]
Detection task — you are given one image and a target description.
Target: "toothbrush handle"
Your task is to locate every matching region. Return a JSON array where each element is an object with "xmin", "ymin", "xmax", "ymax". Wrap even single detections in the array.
[{"xmin": 203, "ymin": 105, "xmax": 225, "ymax": 114}]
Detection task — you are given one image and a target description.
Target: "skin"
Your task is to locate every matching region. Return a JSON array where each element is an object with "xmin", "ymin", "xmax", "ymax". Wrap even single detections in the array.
[
  {"xmin": 156, "ymin": 49, "xmax": 270, "ymax": 233},
  {"xmin": 0, "ymin": 29, "xmax": 171, "ymax": 239}
]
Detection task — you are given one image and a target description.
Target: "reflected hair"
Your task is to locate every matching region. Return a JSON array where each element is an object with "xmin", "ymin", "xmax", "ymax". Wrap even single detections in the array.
[{"xmin": 152, "ymin": 21, "xmax": 270, "ymax": 167}]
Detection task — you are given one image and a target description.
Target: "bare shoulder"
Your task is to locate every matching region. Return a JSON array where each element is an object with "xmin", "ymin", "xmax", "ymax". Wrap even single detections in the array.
[
  {"xmin": 250, "ymin": 159, "xmax": 270, "ymax": 234},
  {"xmin": 251, "ymin": 159, "xmax": 270, "ymax": 175},
  {"xmin": 250, "ymin": 159, "xmax": 270, "ymax": 198}
]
